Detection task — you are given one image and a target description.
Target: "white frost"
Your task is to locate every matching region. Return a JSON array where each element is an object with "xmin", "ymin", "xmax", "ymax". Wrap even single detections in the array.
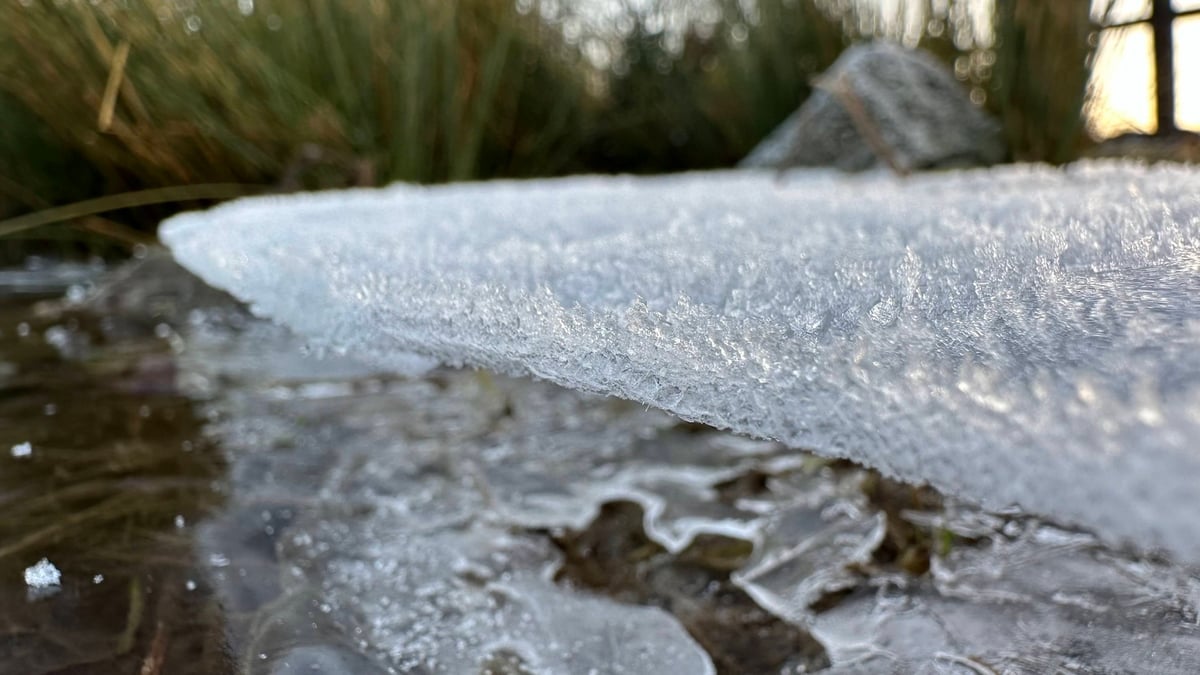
[
  {"xmin": 24, "ymin": 558, "xmax": 61, "ymax": 588},
  {"xmin": 10, "ymin": 442, "xmax": 32, "ymax": 458},
  {"xmin": 161, "ymin": 163, "xmax": 1200, "ymax": 563}
]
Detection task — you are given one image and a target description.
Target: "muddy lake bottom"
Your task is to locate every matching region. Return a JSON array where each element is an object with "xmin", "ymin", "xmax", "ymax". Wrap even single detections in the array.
[{"xmin": 0, "ymin": 255, "xmax": 1197, "ymax": 674}]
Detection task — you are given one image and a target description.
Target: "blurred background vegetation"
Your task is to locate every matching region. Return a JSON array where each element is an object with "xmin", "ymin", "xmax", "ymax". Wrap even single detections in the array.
[{"xmin": 0, "ymin": 0, "xmax": 1120, "ymax": 260}]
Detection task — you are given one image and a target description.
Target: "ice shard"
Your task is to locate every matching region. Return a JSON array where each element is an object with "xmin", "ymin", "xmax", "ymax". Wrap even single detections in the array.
[{"xmin": 161, "ymin": 163, "xmax": 1200, "ymax": 563}]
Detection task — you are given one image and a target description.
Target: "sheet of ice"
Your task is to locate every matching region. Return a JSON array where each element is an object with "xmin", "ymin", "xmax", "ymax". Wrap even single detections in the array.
[
  {"xmin": 166, "ymin": 289, "xmax": 1199, "ymax": 673},
  {"xmin": 288, "ymin": 520, "xmax": 716, "ymax": 675},
  {"xmin": 0, "ymin": 261, "xmax": 104, "ymax": 295},
  {"xmin": 161, "ymin": 162, "xmax": 1200, "ymax": 562},
  {"xmin": 733, "ymin": 491, "xmax": 887, "ymax": 621},
  {"xmin": 181, "ymin": 318, "xmax": 850, "ymax": 673},
  {"xmin": 183, "ymin": 315, "xmax": 735, "ymax": 672},
  {"xmin": 187, "ymin": 315, "xmax": 1200, "ymax": 674},
  {"xmin": 810, "ymin": 521, "xmax": 1200, "ymax": 674}
]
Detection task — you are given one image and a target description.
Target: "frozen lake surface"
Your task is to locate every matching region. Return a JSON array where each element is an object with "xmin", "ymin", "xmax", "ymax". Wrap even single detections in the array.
[
  {"xmin": 163, "ymin": 162, "xmax": 1200, "ymax": 563},
  {"xmin": 2, "ymin": 256, "xmax": 1198, "ymax": 673},
  {"xmin": 181, "ymin": 293, "xmax": 1200, "ymax": 674}
]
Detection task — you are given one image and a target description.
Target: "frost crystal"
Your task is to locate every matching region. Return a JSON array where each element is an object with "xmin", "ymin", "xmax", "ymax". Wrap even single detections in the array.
[
  {"xmin": 162, "ymin": 163, "xmax": 1200, "ymax": 562},
  {"xmin": 24, "ymin": 558, "xmax": 61, "ymax": 589},
  {"xmin": 10, "ymin": 442, "xmax": 32, "ymax": 458},
  {"xmin": 175, "ymin": 295, "xmax": 1200, "ymax": 672}
]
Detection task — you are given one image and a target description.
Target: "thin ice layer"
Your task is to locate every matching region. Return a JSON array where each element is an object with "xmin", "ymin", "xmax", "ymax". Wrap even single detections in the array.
[
  {"xmin": 161, "ymin": 163, "xmax": 1200, "ymax": 562},
  {"xmin": 810, "ymin": 521, "xmax": 1200, "ymax": 674}
]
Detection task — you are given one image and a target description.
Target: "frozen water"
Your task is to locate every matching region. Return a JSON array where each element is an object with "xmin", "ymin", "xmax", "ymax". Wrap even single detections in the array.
[
  {"xmin": 182, "ymin": 315, "xmax": 734, "ymax": 672},
  {"xmin": 158, "ymin": 276, "xmax": 1200, "ymax": 673},
  {"xmin": 10, "ymin": 441, "xmax": 32, "ymax": 458},
  {"xmin": 0, "ymin": 261, "xmax": 103, "ymax": 296},
  {"xmin": 23, "ymin": 558, "xmax": 61, "ymax": 589},
  {"xmin": 161, "ymin": 162, "xmax": 1200, "ymax": 562},
  {"xmin": 733, "ymin": 487, "xmax": 887, "ymax": 622},
  {"xmin": 810, "ymin": 521, "xmax": 1200, "ymax": 674},
  {"xmin": 296, "ymin": 522, "xmax": 716, "ymax": 675}
]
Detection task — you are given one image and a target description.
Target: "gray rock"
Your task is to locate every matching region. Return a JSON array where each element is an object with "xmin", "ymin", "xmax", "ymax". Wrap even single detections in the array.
[{"xmin": 741, "ymin": 41, "xmax": 1006, "ymax": 173}]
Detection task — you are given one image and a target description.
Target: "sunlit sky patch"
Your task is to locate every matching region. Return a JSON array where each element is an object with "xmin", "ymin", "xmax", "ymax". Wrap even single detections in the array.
[{"xmin": 1088, "ymin": 0, "xmax": 1200, "ymax": 136}]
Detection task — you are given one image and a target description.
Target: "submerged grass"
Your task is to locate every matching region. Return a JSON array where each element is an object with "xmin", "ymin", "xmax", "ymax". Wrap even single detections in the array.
[
  {"xmin": 0, "ymin": 380, "xmax": 221, "ymax": 566},
  {"xmin": 0, "ymin": 283, "xmax": 232, "ymax": 673}
]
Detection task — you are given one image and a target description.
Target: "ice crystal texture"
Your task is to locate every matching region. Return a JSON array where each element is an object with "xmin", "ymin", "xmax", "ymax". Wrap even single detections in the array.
[
  {"xmin": 184, "ymin": 329, "xmax": 736, "ymax": 673},
  {"xmin": 23, "ymin": 558, "xmax": 61, "ymax": 589},
  {"xmin": 158, "ymin": 270, "xmax": 1199, "ymax": 673},
  {"xmin": 811, "ymin": 522, "xmax": 1200, "ymax": 674},
  {"xmin": 162, "ymin": 163, "xmax": 1200, "ymax": 562}
]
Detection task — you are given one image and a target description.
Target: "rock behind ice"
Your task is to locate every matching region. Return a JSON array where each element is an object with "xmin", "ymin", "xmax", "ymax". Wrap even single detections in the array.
[
  {"xmin": 161, "ymin": 163, "xmax": 1200, "ymax": 563},
  {"xmin": 740, "ymin": 41, "xmax": 1005, "ymax": 171}
]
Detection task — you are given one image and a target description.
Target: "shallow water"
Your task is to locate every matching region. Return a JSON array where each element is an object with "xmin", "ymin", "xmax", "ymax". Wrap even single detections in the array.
[
  {"xmin": 1, "ymin": 255, "xmax": 1198, "ymax": 674},
  {"xmin": 0, "ymin": 260, "xmax": 229, "ymax": 673}
]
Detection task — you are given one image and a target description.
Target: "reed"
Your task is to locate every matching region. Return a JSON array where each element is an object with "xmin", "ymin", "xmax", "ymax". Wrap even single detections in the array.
[
  {"xmin": 0, "ymin": 0, "xmax": 1124, "ymax": 254},
  {"xmin": 0, "ymin": 0, "xmax": 593, "ymax": 194},
  {"xmin": 579, "ymin": 0, "xmax": 848, "ymax": 172},
  {"xmin": 988, "ymin": 0, "xmax": 1114, "ymax": 163}
]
